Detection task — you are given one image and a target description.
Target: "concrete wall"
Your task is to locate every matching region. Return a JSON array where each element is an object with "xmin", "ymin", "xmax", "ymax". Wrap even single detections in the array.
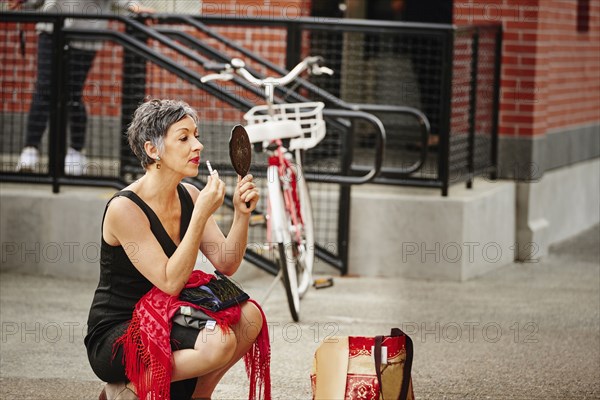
[
  {"xmin": 0, "ymin": 183, "xmax": 267, "ymax": 283},
  {"xmin": 2, "ymin": 158, "xmax": 598, "ymax": 282},
  {"xmin": 348, "ymin": 157, "xmax": 600, "ymax": 280},
  {"xmin": 348, "ymin": 179, "xmax": 516, "ymax": 281},
  {"xmin": 0, "ymin": 184, "xmax": 113, "ymax": 281},
  {"xmin": 516, "ymin": 158, "xmax": 600, "ymax": 260}
]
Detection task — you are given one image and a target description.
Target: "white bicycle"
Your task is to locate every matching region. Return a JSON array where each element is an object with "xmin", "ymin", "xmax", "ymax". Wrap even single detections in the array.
[{"xmin": 202, "ymin": 56, "xmax": 333, "ymax": 321}]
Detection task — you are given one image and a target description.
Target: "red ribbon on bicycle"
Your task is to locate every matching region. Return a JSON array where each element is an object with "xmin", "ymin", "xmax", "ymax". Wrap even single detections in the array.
[{"xmin": 269, "ymin": 140, "xmax": 303, "ymax": 225}]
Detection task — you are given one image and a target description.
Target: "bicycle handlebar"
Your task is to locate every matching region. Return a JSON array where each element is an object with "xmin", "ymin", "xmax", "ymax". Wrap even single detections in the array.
[{"xmin": 200, "ymin": 56, "xmax": 333, "ymax": 87}]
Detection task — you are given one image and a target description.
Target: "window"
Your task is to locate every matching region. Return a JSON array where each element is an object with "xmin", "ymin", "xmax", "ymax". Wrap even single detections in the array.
[{"xmin": 577, "ymin": 0, "xmax": 590, "ymax": 33}]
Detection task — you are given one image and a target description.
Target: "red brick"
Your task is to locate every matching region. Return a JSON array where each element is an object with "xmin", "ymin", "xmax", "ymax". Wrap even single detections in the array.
[
  {"xmin": 499, "ymin": 125, "xmax": 517, "ymax": 136},
  {"xmin": 505, "ymin": 21, "xmax": 538, "ymax": 31},
  {"xmin": 504, "ymin": 44, "xmax": 537, "ymax": 54}
]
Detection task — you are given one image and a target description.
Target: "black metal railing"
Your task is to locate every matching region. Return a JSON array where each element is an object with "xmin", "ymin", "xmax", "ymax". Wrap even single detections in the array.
[
  {"xmin": 0, "ymin": 11, "xmax": 501, "ymax": 274},
  {"xmin": 170, "ymin": 15, "xmax": 502, "ymax": 195}
]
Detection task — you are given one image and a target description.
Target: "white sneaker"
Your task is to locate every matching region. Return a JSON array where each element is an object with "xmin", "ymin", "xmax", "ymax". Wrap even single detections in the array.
[
  {"xmin": 64, "ymin": 147, "xmax": 87, "ymax": 176},
  {"xmin": 16, "ymin": 146, "xmax": 40, "ymax": 172}
]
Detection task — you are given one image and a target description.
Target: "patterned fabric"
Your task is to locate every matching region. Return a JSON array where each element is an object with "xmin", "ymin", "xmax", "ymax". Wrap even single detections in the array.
[
  {"xmin": 311, "ymin": 333, "xmax": 414, "ymax": 400},
  {"xmin": 114, "ymin": 270, "xmax": 271, "ymax": 400},
  {"xmin": 346, "ymin": 338, "xmax": 382, "ymax": 399}
]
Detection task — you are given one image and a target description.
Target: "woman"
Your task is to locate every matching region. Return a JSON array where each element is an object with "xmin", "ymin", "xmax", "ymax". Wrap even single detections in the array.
[{"xmin": 84, "ymin": 99, "xmax": 263, "ymax": 399}]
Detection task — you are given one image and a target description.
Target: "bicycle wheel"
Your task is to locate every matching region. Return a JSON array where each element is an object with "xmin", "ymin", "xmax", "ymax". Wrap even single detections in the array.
[
  {"xmin": 294, "ymin": 159, "xmax": 314, "ymax": 299},
  {"xmin": 276, "ymin": 242, "xmax": 300, "ymax": 322},
  {"xmin": 267, "ymin": 166, "xmax": 301, "ymax": 321}
]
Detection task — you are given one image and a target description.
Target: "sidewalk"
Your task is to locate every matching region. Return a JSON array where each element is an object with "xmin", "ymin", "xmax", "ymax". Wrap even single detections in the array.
[{"xmin": 1, "ymin": 225, "xmax": 598, "ymax": 399}]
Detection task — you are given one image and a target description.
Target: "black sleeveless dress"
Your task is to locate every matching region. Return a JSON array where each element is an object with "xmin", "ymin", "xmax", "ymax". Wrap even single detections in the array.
[{"xmin": 85, "ymin": 184, "xmax": 199, "ymax": 398}]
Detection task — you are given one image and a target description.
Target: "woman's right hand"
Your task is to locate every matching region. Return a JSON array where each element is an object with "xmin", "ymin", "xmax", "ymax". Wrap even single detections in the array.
[{"xmin": 194, "ymin": 171, "xmax": 226, "ymax": 219}]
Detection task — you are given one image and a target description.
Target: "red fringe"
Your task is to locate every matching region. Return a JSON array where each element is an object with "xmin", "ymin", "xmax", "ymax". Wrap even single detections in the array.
[
  {"xmin": 113, "ymin": 271, "xmax": 271, "ymax": 400},
  {"xmin": 245, "ymin": 299, "xmax": 272, "ymax": 400},
  {"xmin": 114, "ymin": 309, "xmax": 172, "ymax": 400}
]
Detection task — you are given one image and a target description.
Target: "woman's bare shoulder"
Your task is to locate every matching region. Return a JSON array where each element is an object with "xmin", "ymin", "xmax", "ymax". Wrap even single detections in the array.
[
  {"xmin": 102, "ymin": 194, "xmax": 150, "ymax": 245},
  {"xmin": 105, "ymin": 195, "xmax": 148, "ymax": 226}
]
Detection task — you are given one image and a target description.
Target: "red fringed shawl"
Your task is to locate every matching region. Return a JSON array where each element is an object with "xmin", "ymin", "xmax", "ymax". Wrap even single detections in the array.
[{"xmin": 114, "ymin": 270, "xmax": 271, "ymax": 400}]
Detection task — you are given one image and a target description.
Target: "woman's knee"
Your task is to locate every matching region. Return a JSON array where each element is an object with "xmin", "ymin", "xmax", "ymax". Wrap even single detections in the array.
[
  {"xmin": 238, "ymin": 302, "xmax": 263, "ymax": 344},
  {"xmin": 195, "ymin": 326, "xmax": 237, "ymax": 368}
]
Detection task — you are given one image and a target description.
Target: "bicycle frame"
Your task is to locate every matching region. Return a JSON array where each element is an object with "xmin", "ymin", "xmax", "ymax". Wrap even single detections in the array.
[
  {"xmin": 265, "ymin": 163, "xmax": 286, "ymax": 244},
  {"xmin": 266, "ymin": 141, "xmax": 303, "ymax": 245},
  {"xmin": 201, "ymin": 56, "xmax": 329, "ymax": 321}
]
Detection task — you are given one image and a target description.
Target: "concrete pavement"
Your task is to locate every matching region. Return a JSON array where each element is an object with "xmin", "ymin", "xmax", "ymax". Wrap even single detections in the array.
[{"xmin": 1, "ymin": 225, "xmax": 598, "ymax": 399}]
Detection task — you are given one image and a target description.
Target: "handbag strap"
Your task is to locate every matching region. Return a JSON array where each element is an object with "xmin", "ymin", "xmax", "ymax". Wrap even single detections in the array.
[
  {"xmin": 374, "ymin": 328, "xmax": 414, "ymax": 400},
  {"xmin": 374, "ymin": 335, "xmax": 385, "ymax": 400}
]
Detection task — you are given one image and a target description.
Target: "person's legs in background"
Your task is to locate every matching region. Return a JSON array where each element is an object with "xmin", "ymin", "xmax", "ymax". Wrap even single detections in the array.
[
  {"xmin": 17, "ymin": 36, "xmax": 97, "ymax": 175},
  {"xmin": 17, "ymin": 32, "xmax": 53, "ymax": 172},
  {"xmin": 65, "ymin": 46, "xmax": 96, "ymax": 176}
]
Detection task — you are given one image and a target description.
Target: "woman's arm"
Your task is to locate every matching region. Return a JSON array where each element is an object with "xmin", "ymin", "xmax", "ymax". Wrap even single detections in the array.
[
  {"xmin": 105, "ymin": 175, "xmax": 225, "ymax": 295},
  {"xmin": 220, "ymin": 174, "xmax": 258, "ymax": 274},
  {"xmin": 185, "ymin": 175, "xmax": 259, "ymax": 276}
]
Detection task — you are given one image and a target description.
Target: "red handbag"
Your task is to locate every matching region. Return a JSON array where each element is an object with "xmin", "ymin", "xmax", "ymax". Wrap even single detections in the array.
[{"xmin": 311, "ymin": 328, "xmax": 414, "ymax": 400}]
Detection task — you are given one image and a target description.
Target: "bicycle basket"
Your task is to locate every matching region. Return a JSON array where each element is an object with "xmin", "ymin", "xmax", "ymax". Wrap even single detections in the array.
[{"xmin": 243, "ymin": 102, "xmax": 325, "ymax": 150}]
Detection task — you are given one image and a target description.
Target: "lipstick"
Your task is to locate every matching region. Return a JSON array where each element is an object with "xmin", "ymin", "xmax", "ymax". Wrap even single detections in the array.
[{"xmin": 206, "ymin": 160, "xmax": 217, "ymax": 175}]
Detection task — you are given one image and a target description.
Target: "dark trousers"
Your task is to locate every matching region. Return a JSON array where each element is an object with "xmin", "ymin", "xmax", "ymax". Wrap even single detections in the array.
[
  {"xmin": 410, "ymin": 44, "xmax": 443, "ymax": 136},
  {"xmin": 25, "ymin": 33, "xmax": 96, "ymax": 151}
]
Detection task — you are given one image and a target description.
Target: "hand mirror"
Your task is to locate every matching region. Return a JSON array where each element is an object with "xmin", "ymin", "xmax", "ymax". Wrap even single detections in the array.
[
  {"xmin": 229, "ymin": 124, "xmax": 252, "ymax": 177},
  {"xmin": 229, "ymin": 124, "xmax": 252, "ymax": 207}
]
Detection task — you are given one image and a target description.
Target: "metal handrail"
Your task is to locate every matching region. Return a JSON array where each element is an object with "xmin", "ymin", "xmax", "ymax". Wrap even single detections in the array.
[
  {"xmin": 1, "ymin": 12, "xmax": 501, "ymax": 275},
  {"xmin": 2, "ymin": 13, "xmax": 389, "ymax": 187},
  {"xmin": 347, "ymin": 104, "xmax": 430, "ymax": 176},
  {"xmin": 3, "ymin": 12, "xmax": 500, "ymax": 194},
  {"xmin": 311, "ymin": 108, "xmax": 386, "ymax": 185},
  {"xmin": 147, "ymin": 15, "xmax": 432, "ymax": 173},
  {"xmin": 63, "ymin": 28, "xmax": 254, "ymax": 110},
  {"xmin": 153, "ymin": 27, "xmax": 300, "ymax": 104}
]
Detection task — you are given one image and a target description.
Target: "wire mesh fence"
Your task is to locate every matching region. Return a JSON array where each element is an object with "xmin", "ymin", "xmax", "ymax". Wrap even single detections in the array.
[
  {"xmin": 1, "ymin": 22, "xmax": 45, "ymax": 172},
  {"xmin": 0, "ymin": 13, "xmax": 501, "ymax": 273},
  {"xmin": 116, "ymin": 18, "xmax": 350, "ymax": 273},
  {"xmin": 449, "ymin": 26, "xmax": 499, "ymax": 184},
  {"xmin": 309, "ymin": 28, "xmax": 446, "ymax": 178}
]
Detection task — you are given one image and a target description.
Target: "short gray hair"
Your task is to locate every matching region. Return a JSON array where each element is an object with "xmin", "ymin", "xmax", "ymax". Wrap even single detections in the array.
[{"xmin": 127, "ymin": 99, "xmax": 199, "ymax": 169}]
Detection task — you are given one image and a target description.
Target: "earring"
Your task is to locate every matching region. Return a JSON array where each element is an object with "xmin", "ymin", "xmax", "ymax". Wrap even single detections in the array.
[{"xmin": 156, "ymin": 156, "xmax": 161, "ymax": 169}]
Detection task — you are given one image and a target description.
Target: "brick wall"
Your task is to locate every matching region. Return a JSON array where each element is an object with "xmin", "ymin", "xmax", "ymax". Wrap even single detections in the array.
[
  {"xmin": 0, "ymin": 21, "xmax": 126, "ymax": 118},
  {"xmin": 540, "ymin": 2, "xmax": 600, "ymax": 132},
  {"xmin": 0, "ymin": 0, "xmax": 311, "ymax": 126},
  {"xmin": 454, "ymin": 0, "xmax": 600, "ymax": 138},
  {"xmin": 201, "ymin": 0, "xmax": 311, "ymax": 19},
  {"xmin": 0, "ymin": 24, "xmax": 37, "ymax": 114},
  {"xmin": 200, "ymin": 0, "xmax": 312, "ymax": 67},
  {"xmin": 86, "ymin": 26, "xmax": 124, "ymax": 118},
  {"xmin": 4, "ymin": 1, "xmax": 596, "ymax": 145}
]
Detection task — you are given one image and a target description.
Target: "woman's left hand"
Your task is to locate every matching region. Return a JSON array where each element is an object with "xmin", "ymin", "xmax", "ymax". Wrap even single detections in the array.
[{"xmin": 233, "ymin": 174, "xmax": 259, "ymax": 214}]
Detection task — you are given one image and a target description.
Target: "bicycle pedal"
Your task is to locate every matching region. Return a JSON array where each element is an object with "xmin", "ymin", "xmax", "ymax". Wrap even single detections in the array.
[
  {"xmin": 313, "ymin": 277, "xmax": 334, "ymax": 289},
  {"xmin": 249, "ymin": 214, "xmax": 267, "ymax": 226}
]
